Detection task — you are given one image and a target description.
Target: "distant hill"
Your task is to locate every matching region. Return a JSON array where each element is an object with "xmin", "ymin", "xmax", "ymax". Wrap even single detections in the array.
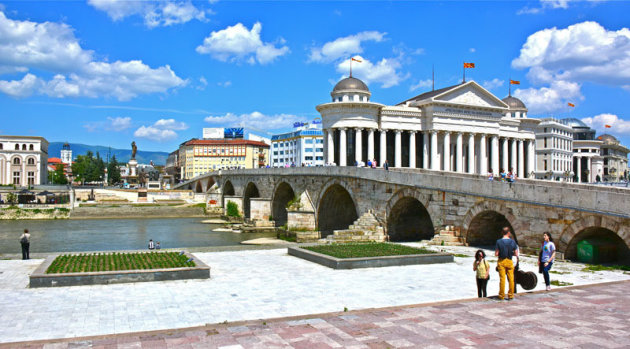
[{"xmin": 48, "ymin": 142, "xmax": 170, "ymax": 165}]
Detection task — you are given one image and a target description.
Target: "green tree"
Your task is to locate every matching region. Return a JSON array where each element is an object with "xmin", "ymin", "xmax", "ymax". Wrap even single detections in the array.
[
  {"xmin": 48, "ymin": 163, "xmax": 68, "ymax": 184},
  {"xmin": 72, "ymin": 151, "xmax": 105, "ymax": 184},
  {"xmin": 107, "ymin": 155, "xmax": 122, "ymax": 185}
]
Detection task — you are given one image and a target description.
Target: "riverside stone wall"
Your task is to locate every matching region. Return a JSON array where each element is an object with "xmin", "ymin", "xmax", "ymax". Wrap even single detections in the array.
[{"xmin": 70, "ymin": 205, "xmax": 207, "ymax": 219}]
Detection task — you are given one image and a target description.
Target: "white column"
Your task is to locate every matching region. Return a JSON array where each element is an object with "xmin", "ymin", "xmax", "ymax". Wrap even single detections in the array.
[
  {"xmin": 422, "ymin": 132, "xmax": 429, "ymax": 169},
  {"xmin": 367, "ymin": 129, "xmax": 375, "ymax": 162},
  {"xmin": 468, "ymin": 133, "xmax": 475, "ymax": 174},
  {"xmin": 518, "ymin": 140, "xmax": 524, "ymax": 178},
  {"xmin": 528, "ymin": 140, "xmax": 535, "ymax": 177},
  {"xmin": 394, "ymin": 130, "xmax": 402, "ymax": 168},
  {"xmin": 409, "ymin": 131, "xmax": 416, "ymax": 168},
  {"xmin": 339, "ymin": 128, "xmax": 347, "ymax": 167},
  {"xmin": 455, "ymin": 132, "xmax": 463, "ymax": 172},
  {"xmin": 491, "ymin": 135, "xmax": 499, "ymax": 175},
  {"xmin": 431, "ymin": 131, "xmax": 439, "ymax": 170},
  {"xmin": 327, "ymin": 129, "xmax": 335, "ymax": 165},
  {"xmin": 355, "ymin": 128, "xmax": 363, "ymax": 164},
  {"xmin": 576, "ymin": 156, "xmax": 581, "ymax": 182},
  {"xmin": 380, "ymin": 130, "xmax": 387, "ymax": 167},
  {"xmin": 501, "ymin": 138, "xmax": 508, "ymax": 173},
  {"xmin": 443, "ymin": 132, "xmax": 451, "ymax": 171},
  {"xmin": 587, "ymin": 157, "xmax": 592, "ymax": 183},
  {"xmin": 479, "ymin": 135, "xmax": 487, "ymax": 174},
  {"xmin": 510, "ymin": 138, "xmax": 517, "ymax": 173}
]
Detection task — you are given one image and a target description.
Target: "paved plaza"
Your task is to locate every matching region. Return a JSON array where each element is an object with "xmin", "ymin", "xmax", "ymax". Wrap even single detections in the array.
[{"xmin": 1, "ymin": 245, "xmax": 629, "ymax": 346}]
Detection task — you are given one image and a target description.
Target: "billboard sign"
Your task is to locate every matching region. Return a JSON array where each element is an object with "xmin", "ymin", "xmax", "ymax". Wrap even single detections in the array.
[
  {"xmin": 203, "ymin": 128, "xmax": 224, "ymax": 139},
  {"xmin": 224, "ymin": 127, "xmax": 244, "ymax": 139}
]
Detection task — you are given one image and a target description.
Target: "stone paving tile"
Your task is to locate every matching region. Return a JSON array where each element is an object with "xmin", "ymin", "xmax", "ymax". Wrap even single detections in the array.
[{"xmin": 8, "ymin": 281, "xmax": 627, "ymax": 349}]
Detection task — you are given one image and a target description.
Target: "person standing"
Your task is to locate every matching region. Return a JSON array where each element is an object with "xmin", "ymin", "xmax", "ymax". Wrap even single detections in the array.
[
  {"xmin": 539, "ymin": 232, "xmax": 556, "ymax": 291},
  {"xmin": 473, "ymin": 250, "xmax": 490, "ymax": 297},
  {"xmin": 148, "ymin": 239, "xmax": 155, "ymax": 250},
  {"xmin": 383, "ymin": 160, "xmax": 389, "ymax": 171},
  {"xmin": 19, "ymin": 229, "xmax": 31, "ymax": 260},
  {"xmin": 495, "ymin": 227, "xmax": 519, "ymax": 300}
]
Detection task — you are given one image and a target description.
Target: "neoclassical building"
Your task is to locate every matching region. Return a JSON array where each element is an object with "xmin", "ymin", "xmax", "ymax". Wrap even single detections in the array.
[
  {"xmin": 316, "ymin": 77, "xmax": 539, "ymax": 177},
  {"xmin": 0, "ymin": 135, "xmax": 49, "ymax": 186}
]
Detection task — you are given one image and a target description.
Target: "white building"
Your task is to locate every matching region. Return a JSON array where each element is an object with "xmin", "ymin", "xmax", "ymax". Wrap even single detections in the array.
[
  {"xmin": 597, "ymin": 134, "xmax": 629, "ymax": 182},
  {"xmin": 271, "ymin": 123, "xmax": 324, "ymax": 167},
  {"xmin": 316, "ymin": 77, "xmax": 539, "ymax": 176},
  {"xmin": 0, "ymin": 135, "xmax": 49, "ymax": 186},
  {"xmin": 534, "ymin": 118, "xmax": 575, "ymax": 181},
  {"xmin": 60, "ymin": 142, "xmax": 72, "ymax": 164}
]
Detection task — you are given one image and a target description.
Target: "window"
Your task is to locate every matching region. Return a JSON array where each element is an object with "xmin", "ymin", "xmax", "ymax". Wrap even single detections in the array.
[
  {"xmin": 13, "ymin": 171, "xmax": 20, "ymax": 185},
  {"xmin": 27, "ymin": 171, "xmax": 35, "ymax": 185},
  {"xmin": 13, "ymin": 157, "xmax": 20, "ymax": 165},
  {"xmin": 0, "ymin": 143, "xmax": 2, "ymax": 150},
  {"xmin": 22, "ymin": 144, "xmax": 26, "ymax": 150},
  {"xmin": 544, "ymin": 138, "xmax": 547, "ymax": 148},
  {"xmin": 543, "ymin": 160, "xmax": 547, "ymax": 171},
  {"xmin": 305, "ymin": 139, "xmax": 313, "ymax": 144},
  {"xmin": 27, "ymin": 158, "xmax": 35, "ymax": 165},
  {"xmin": 15, "ymin": 144, "xmax": 19, "ymax": 150},
  {"xmin": 29, "ymin": 144, "xmax": 34, "ymax": 150}
]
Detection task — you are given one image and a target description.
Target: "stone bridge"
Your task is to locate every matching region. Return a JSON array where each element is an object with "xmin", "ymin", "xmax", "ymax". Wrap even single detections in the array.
[{"xmin": 175, "ymin": 167, "xmax": 630, "ymax": 261}]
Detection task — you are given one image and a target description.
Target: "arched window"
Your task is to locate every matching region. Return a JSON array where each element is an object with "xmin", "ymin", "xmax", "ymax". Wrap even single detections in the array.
[
  {"xmin": 15, "ymin": 144, "xmax": 19, "ymax": 150},
  {"xmin": 27, "ymin": 158, "xmax": 35, "ymax": 165},
  {"xmin": 29, "ymin": 144, "xmax": 34, "ymax": 150},
  {"xmin": 13, "ymin": 157, "xmax": 21, "ymax": 165},
  {"xmin": 22, "ymin": 144, "xmax": 26, "ymax": 150},
  {"xmin": 0, "ymin": 143, "xmax": 3, "ymax": 150}
]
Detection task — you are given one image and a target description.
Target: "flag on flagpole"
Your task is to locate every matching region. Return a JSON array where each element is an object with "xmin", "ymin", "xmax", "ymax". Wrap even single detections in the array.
[
  {"xmin": 605, "ymin": 124, "xmax": 612, "ymax": 128},
  {"xmin": 351, "ymin": 57, "xmax": 362, "ymax": 62},
  {"xmin": 568, "ymin": 102, "xmax": 575, "ymax": 107},
  {"xmin": 509, "ymin": 80, "xmax": 520, "ymax": 85},
  {"xmin": 463, "ymin": 62, "xmax": 475, "ymax": 68}
]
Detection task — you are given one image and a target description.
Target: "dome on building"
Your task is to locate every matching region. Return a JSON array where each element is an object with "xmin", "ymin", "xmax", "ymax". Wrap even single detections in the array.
[
  {"xmin": 333, "ymin": 77, "xmax": 369, "ymax": 93},
  {"xmin": 502, "ymin": 96, "xmax": 526, "ymax": 109},
  {"xmin": 560, "ymin": 118, "xmax": 588, "ymax": 128},
  {"xmin": 597, "ymin": 134, "xmax": 618, "ymax": 143}
]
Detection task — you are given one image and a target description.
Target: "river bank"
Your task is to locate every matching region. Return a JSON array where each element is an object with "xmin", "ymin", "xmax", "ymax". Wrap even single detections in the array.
[{"xmin": 0, "ymin": 204, "xmax": 212, "ymax": 220}]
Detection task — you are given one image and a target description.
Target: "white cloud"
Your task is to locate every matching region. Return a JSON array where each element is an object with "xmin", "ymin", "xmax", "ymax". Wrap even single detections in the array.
[
  {"xmin": 196, "ymin": 22, "xmax": 289, "ymax": 65},
  {"xmin": 336, "ymin": 55, "xmax": 407, "ymax": 88},
  {"xmin": 107, "ymin": 116, "xmax": 132, "ymax": 131},
  {"xmin": 482, "ymin": 78, "xmax": 505, "ymax": 91},
  {"xmin": 0, "ymin": 11, "xmax": 185, "ymax": 100},
  {"xmin": 469, "ymin": 48, "xmax": 476, "ymax": 53},
  {"xmin": 518, "ymin": 0, "xmax": 604, "ymax": 15},
  {"xmin": 582, "ymin": 113, "xmax": 630, "ymax": 134},
  {"xmin": 513, "ymin": 80, "xmax": 583, "ymax": 114},
  {"xmin": 134, "ymin": 118, "xmax": 188, "ymax": 142},
  {"xmin": 217, "ymin": 80, "xmax": 232, "ymax": 87},
  {"xmin": 409, "ymin": 79, "xmax": 433, "ymax": 92},
  {"xmin": 309, "ymin": 31, "xmax": 386, "ymax": 63},
  {"xmin": 204, "ymin": 111, "xmax": 301, "ymax": 131},
  {"xmin": 87, "ymin": 0, "xmax": 209, "ymax": 28}
]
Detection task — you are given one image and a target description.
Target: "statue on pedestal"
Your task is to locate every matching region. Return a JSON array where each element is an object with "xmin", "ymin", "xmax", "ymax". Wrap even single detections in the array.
[{"xmin": 131, "ymin": 141, "xmax": 137, "ymax": 160}]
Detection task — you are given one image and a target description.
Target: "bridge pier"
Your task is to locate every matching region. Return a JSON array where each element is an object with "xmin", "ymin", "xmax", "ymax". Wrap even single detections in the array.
[
  {"xmin": 223, "ymin": 195, "xmax": 243, "ymax": 217},
  {"xmin": 249, "ymin": 198, "xmax": 272, "ymax": 221}
]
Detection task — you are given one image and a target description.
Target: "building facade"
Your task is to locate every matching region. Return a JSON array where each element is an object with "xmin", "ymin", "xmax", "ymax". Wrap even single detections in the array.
[
  {"xmin": 178, "ymin": 139, "xmax": 269, "ymax": 180},
  {"xmin": 271, "ymin": 124, "xmax": 324, "ymax": 167},
  {"xmin": 316, "ymin": 78, "xmax": 539, "ymax": 177},
  {"xmin": 0, "ymin": 135, "xmax": 49, "ymax": 186},
  {"xmin": 598, "ymin": 134, "xmax": 629, "ymax": 182},
  {"xmin": 534, "ymin": 118, "xmax": 575, "ymax": 181}
]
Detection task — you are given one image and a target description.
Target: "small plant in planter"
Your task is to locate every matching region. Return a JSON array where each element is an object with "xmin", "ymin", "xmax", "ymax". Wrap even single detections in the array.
[{"xmin": 226, "ymin": 201, "xmax": 240, "ymax": 217}]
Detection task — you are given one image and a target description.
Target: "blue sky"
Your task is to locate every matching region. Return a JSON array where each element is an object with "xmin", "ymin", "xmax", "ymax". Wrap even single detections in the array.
[{"xmin": 1, "ymin": 0, "xmax": 630, "ymax": 153}]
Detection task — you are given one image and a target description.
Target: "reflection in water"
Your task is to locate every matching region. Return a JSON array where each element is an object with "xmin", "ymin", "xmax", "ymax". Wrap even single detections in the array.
[{"xmin": 0, "ymin": 218, "xmax": 275, "ymax": 253}]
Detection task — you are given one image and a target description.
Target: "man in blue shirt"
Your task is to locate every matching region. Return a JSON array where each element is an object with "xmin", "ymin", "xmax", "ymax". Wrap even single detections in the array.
[{"xmin": 495, "ymin": 227, "xmax": 519, "ymax": 300}]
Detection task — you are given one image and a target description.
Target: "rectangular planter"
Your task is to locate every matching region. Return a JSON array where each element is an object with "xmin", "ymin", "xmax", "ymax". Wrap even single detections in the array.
[
  {"xmin": 288, "ymin": 247, "xmax": 453, "ymax": 269},
  {"xmin": 29, "ymin": 252, "xmax": 210, "ymax": 288}
]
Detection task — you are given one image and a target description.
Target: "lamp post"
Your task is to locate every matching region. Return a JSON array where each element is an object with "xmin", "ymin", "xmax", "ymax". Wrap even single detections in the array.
[{"xmin": 546, "ymin": 170, "xmax": 553, "ymax": 180}]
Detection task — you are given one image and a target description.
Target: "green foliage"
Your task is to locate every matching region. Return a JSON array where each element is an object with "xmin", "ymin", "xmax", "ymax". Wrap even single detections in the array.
[
  {"xmin": 6, "ymin": 193, "xmax": 17, "ymax": 205},
  {"xmin": 304, "ymin": 242, "xmax": 436, "ymax": 259},
  {"xmin": 72, "ymin": 151, "xmax": 107, "ymax": 184},
  {"xmin": 582, "ymin": 264, "xmax": 630, "ymax": 272},
  {"xmin": 550, "ymin": 280, "xmax": 573, "ymax": 286},
  {"xmin": 453, "ymin": 253, "xmax": 469, "ymax": 258},
  {"xmin": 286, "ymin": 195, "xmax": 302, "ymax": 210},
  {"xmin": 48, "ymin": 163, "xmax": 68, "ymax": 185},
  {"xmin": 550, "ymin": 270, "xmax": 571, "ymax": 275},
  {"xmin": 226, "ymin": 200, "xmax": 240, "ymax": 217},
  {"xmin": 45, "ymin": 251, "xmax": 196, "ymax": 274},
  {"xmin": 107, "ymin": 155, "xmax": 122, "ymax": 185},
  {"xmin": 277, "ymin": 234, "xmax": 296, "ymax": 242}
]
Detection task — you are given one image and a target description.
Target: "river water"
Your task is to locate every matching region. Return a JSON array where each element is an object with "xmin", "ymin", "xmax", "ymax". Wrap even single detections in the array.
[{"xmin": 0, "ymin": 218, "xmax": 276, "ymax": 254}]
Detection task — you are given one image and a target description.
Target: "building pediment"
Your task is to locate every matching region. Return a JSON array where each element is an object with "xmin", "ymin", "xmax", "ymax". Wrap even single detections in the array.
[{"xmin": 405, "ymin": 81, "xmax": 509, "ymax": 110}]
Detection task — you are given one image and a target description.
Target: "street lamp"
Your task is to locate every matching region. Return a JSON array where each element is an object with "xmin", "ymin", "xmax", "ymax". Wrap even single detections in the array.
[{"xmin": 546, "ymin": 170, "xmax": 553, "ymax": 180}]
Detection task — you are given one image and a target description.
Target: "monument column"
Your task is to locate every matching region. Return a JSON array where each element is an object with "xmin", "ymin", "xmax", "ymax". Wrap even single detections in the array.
[
  {"xmin": 431, "ymin": 131, "xmax": 439, "ymax": 170},
  {"xmin": 355, "ymin": 128, "xmax": 363, "ymax": 164},
  {"xmin": 327, "ymin": 129, "xmax": 335, "ymax": 165},
  {"xmin": 479, "ymin": 134, "xmax": 487, "ymax": 174},
  {"xmin": 455, "ymin": 132, "xmax": 463, "ymax": 172},
  {"xmin": 394, "ymin": 130, "xmax": 402, "ymax": 168},
  {"xmin": 422, "ymin": 132, "xmax": 429, "ymax": 169},
  {"xmin": 380, "ymin": 130, "xmax": 387, "ymax": 167},
  {"xmin": 576, "ymin": 156, "xmax": 582, "ymax": 182},
  {"xmin": 443, "ymin": 132, "xmax": 451, "ymax": 171},
  {"xmin": 518, "ymin": 139, "xmax": 524, "ymax": 178},
  {"xmin": 409, "ymin": 131, "xmax": 416, "ymax": 168},
  {"xmin": 339, "ymin": 128, "xmax": 347, "ymax": 167},
  {"xmin": 468, "ymin": 133, "xmax": 475, "ymax": 174},
  {"xmin": 367, "ymin": 129, "xmax": 375, "ymax": 162},
  {"xmin": 491, "ymin": 135, "xmax": 499, "ymax": 174}
]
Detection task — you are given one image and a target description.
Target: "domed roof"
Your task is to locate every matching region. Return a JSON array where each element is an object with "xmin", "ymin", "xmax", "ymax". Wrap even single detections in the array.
[
  {"xmin": 560, "ymin": 118, "xmax": 588, "ymax": 128},
  {"xmin": 333, "ymin": 77, "xmax": 369, "ymax": 93},
  {"xmin": 502, "ymin": 95, "xmax": 526, "ymax": 109},
  {"xmin": 597, "ymin": 134, "xmax": 618, "ymax": 143}
]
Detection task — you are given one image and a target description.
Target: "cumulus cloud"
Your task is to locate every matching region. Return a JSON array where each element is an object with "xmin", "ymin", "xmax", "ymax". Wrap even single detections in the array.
[
  {"xmin": 87, "ymin": 0, "xmax": 209, "ymax": 28},
  {"xmin": 204, "ymin": 111, "xmax": 300, "ymax": 131},
  {"xmin": 84, "ymin": 116, "xmax": 132, "ymax": 132},
  {"xmin": 513, "ymin": 80, "xmax": 583, "ymax": 114},
  {"xmin": 336, "ymin": 55, "xmax": 407, "ymax": 88},
  {"xmin": 196, "ymin": 22, "xmax": 289, "ymax": 65},
  {"xmin": 0, "ymin": 11, "xmax": 185, "ymax": 100},
  {"xmin": 409, "ymin": 79, "xmax": 433, "ymax": 92},
  {"xmin": 582, "ymin": 113, "xmax": 630, "ymax": 134},
  {"xmin": 309, "ymin": 31, "xmax": 386, "ymax": 63},
  {"xmin": 518, "ymin": 0, "xmax": 604, "ymax": 15},
  {"xmin": 482, "ymin": 78, "xmax": 505, "ymax": 91},
  {"xmin": 134, "ymin": 118, "xmax": 188, "ymax": 142}
]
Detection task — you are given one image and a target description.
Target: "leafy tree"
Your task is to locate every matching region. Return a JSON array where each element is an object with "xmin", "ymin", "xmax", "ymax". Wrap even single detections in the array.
[
  {"xmin": 72, "ymin": 151, "xmax": 105, "ymax": 184},
  {"xmin": 107, "ymin": 155, "xmax": 121, "ymax": 185},
  {"xmin": 6, "ymin": 192, "xmax": 17, "ymax": 205},
  {"xmin": 48, "ymin": 163, "xmax": 68, "ymax": 185}
]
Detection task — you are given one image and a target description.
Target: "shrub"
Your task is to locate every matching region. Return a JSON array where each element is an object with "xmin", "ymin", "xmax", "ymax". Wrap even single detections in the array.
[{"xmin": 226, "ymin": 200, "xmax": 240, "ymax": 217}]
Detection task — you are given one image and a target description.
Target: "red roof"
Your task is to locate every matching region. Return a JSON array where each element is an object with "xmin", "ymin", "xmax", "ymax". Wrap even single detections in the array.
[
  {"xmin": 48, "ymin": 157, "xmax": 62, "ymax": 164},
  {"xmin": 185, "ymin": 139, "xmax": 269, "ymax": 148}
]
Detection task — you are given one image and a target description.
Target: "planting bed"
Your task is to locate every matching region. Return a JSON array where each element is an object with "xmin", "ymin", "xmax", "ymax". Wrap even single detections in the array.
[{"xmin": 30, "ymin": 251, "xmax": 210, "ymax": 288}]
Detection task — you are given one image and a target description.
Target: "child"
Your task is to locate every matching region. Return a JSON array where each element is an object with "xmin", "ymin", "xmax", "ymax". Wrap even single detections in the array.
[{"xmin": 473, "ymin": 249, "xmax": 490, "ymax": 297}]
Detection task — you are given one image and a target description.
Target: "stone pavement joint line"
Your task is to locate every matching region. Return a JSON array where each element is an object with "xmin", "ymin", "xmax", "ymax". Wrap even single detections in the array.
[{"xmin": 5, "ymin": 280, "xmax": 630, "ymax": 349}]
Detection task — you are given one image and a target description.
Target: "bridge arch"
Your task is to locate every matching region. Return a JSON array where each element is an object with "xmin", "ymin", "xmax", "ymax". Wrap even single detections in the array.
[
  {"xmin": 272, "ymin": 182, "xmax": 295, "ymax": 227},
  {"xmin": 243, "ymin": 182, "xmax": 260, "ymax": 219},
  {"xmin": 463, "ymin": 201, "xmax": 516, "ymax": 246},
  {"xmin": 559, "ymin": 216, "xmax": 630, "ymax": 262},
  {"xmin": 222, "ymin": 180, "xmax": 235, "ymax": 196},
  {"xmin": 386, "ymin": 189, "xmax": 434, "ymax": 241},
  {"xmin": 195, "ymin": 181, "xmax": 203, "ymax": 193},
  {"xmin": 317, "ymin": 180, "xmax": 358, "ymax": 238},
  {"xmin": 204, "ymin": 177, "xmax": 216, "ymax": 193}
]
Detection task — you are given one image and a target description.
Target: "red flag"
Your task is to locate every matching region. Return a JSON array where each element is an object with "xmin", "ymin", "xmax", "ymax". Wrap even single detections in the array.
[
  {"xmin": 605, "ymin": 124, "xmax": 612, "ymax": 128},
  {"xmin": 568, "ymin": 102, "xmax": 575, "ymax": 107},
  {"xmin": 510, "ymin": 80, "xmax": 520, "ymax": 85},
  {"xmin": 351, "ymin": 57, "xmax": 362, "ymax": 62},
  {"xmin": 463, "ymin": 62, "xmax": 475, "ymax": 68}
]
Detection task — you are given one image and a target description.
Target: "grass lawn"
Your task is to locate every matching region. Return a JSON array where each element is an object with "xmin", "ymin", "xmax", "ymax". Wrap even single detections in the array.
[
  {"xmin": 46, "ymin": 251, "xmax": 196, "ymax": 274},
  {"xmin": 303, "ymin": 242, "xmax": 436, "ymax": 259}
]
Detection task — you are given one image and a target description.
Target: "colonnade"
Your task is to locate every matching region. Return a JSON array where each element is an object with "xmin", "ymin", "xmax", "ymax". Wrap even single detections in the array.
[
  {"xmin": 324, "ymin": 128, "xmax": 536, "ymax": 177},
  {"xmin": 573, "ymin": 155, "xmax": 593, "ymax": 183}
]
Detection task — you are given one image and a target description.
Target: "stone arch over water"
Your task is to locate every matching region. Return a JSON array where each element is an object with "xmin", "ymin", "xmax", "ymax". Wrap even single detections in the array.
[
  {"xmin": 195, "ymin": 181, "xmax": 203, "ymax": 193},
  {"xmin": 223, "ymin": 180, "xmax": 235, "ymax": 196},
  {"xmin": 387, "ymin": 196, "xmax": 434, "ymax": 242},
  {"xmin": 560, "ymin": 216, "xmax": 630, "ymax": 262},
  {"xmin": 272, "ymin": 182, "xmax": 295, "ymax": 227},
  {"xmin": 317, "ymin": 183, "xmax": 358, "ymax": 238},
  {"xmin": 243, "ymin": 182, "xmax": 260, "ymax": 219}
]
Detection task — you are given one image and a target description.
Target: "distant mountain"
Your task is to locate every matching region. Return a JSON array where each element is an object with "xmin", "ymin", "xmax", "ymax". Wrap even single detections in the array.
[{"xmin": 48, "ymin": 142, "xmax": 170, "ymax": 165}]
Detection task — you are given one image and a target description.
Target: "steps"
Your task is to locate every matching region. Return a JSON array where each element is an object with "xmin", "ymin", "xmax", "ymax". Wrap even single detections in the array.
[
  {"xmin": 428, "ymin": 226, "xmax": 466, "ymax": 246},
  {"xmin": 320, "ymin": 211, "xmax": 386, "ymax": 243}
]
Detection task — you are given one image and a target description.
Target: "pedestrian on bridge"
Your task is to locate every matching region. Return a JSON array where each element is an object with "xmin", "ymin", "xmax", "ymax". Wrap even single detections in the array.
[{"xmin": 495, "ymin": 227, "xmax": 519, "ymax": 300}]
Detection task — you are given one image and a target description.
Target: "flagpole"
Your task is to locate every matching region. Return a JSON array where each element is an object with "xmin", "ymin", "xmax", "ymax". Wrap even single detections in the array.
[
  {"xmin": 350, "ymin": 58, "xmax": 352, "ymax": 78},
  {"xmin": 463, "ymin": 62, "xmax": 465, "ymax": 83},
  {"xmin": 509, "ymin": 77, "xmax": 511, "ymax": 96},
  {"xmin": 432, "ymin": 64, "xmax": 435, "ymax": 91}
]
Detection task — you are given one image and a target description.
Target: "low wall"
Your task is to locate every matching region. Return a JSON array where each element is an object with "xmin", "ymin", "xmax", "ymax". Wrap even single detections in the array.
[
  {"xmin": 30, "ymin": 252, "xmax": 210, "ymax": 288},
  {"xmin": 288, "ymin": 247, "xmax": 454, "ymax": 269},
  {"xmin": 0, "ymin": 207, "xmax": 70, "ymax": 220},
  {"xmin": 70, "ymin": 205, "xmax": 206, "ymax": 219}
]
